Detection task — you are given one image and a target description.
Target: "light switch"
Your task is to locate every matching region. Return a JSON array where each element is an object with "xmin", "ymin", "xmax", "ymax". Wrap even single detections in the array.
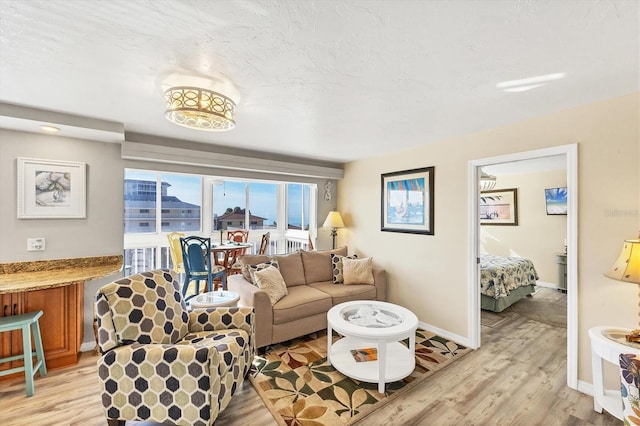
[{"xmin": 27, "ymin": 238, "xmax": 46, "ymax": 251}]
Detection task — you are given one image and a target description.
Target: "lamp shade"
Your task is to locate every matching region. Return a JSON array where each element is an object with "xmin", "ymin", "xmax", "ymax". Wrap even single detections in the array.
[
  {"xmin": 605, "ymin": 239, "xmax": 640, "ymax": 283},
  {"xmin": 323, "ymin": 211, "xmax": 345, "ymax": 229}
]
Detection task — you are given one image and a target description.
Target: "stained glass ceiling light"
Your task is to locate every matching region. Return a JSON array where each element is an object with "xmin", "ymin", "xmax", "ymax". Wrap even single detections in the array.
[{"xmin": 165, "ymin": 86, "xmax": 236, "ymax": 131}]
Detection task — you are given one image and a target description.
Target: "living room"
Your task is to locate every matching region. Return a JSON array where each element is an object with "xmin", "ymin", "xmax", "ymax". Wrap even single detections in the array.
[{"xmin": 0, "ymin": 1, "xmax": 639, "ymax": 425}]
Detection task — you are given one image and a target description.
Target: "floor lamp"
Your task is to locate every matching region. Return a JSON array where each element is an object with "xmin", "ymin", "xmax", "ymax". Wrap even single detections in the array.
[
  {"xmin": 323, "ymin": 211, "xmax": 345, "ymax": 250},
  {"xmin": 605, "ymin": 235, "xmax": 640, "ymax": 341}
]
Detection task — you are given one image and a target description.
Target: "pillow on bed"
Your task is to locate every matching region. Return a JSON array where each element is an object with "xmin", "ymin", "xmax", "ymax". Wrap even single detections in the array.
[
  {"xmin": 343, "ymin": 257, "xmax": 374, "ymax": 285},
  {"xmin": 331, "ymin": 253, "xmax": 357, "ymax": 284}
]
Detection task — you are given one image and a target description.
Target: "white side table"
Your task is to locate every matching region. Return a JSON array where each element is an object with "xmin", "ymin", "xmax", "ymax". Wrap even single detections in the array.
[
  {"xmin": 189, "ymin": 290, "xmax": 240, "ymax": 308},
  {"xmin": 589, "ymin": 326, "xmax": 640, "ymax": 420}
]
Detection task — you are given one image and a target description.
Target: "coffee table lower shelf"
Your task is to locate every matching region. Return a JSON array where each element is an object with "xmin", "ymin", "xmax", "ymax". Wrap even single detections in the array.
[{"xmin": 329, "ymin": 337, "xmax": 414, "ymax": 393}]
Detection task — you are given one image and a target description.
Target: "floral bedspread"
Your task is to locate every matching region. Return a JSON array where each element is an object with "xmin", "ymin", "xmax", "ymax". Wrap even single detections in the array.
[{"xmin": 480, "ymin": 255, "xmax": 539, "ymax": 299}]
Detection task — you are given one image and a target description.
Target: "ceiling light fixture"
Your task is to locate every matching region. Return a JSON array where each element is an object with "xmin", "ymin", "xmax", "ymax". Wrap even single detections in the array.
[
  {"xmin": 164, "ymin": 86, "xmax": 236, "ymax": 131},
  {"xmin": 40, "ymin": 125, "xmax": 60, "ymax": 132}
]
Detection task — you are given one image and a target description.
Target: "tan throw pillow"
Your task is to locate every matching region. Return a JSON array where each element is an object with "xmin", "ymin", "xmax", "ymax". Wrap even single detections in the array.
[
  {"xmin": 253, "ymin": 266, "xmax": 288, "ymax": 305},
  {"xmin": 331, "ymin": 253, "xmax": 358, "ymax": 283},
  {"xmin": 242, "ymin": 259, "xmax": 279, "ymax": 284},
  {"xmin": 343, "ymin": 257, "xmax": 374, "ymax": 285}
]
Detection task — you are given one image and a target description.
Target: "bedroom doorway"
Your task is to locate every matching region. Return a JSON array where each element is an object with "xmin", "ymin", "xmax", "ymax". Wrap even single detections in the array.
[{"xmin": 468, "ymin": 144, "xmax": 578, "ymax": 390}]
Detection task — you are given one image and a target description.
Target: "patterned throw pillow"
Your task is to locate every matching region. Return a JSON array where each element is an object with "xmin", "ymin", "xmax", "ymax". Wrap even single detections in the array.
[
  {"xmin": 331, "ymin": 253, "xmax": 357, "ymax": 283},
  {"xmin": 343, "ymin": 257, "xmax": 375, "ymax": 285},
  {"xmin": 242, "ymin": 259, "xmax": 280, "ymax": 284},
  {"xmin": 253, "ymin": 266, "xmax": 288, "ymax": 305}
]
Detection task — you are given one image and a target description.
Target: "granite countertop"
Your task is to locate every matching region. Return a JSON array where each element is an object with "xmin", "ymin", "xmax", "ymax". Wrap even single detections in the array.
[{"xmin": 0, "ymin": 255, "xmax": 123, "ymax": 294}]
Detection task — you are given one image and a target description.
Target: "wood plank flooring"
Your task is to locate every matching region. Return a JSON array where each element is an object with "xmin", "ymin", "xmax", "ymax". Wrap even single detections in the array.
[{"xmin": 0, "ymin": 300, "xmax": 618, "ymax": 425}]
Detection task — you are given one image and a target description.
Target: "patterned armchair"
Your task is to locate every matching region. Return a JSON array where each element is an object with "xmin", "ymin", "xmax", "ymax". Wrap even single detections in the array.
[
  {"xmin": 95, "ymin": 269, "xmax": 254, "ymax": 426},
  {"xmin": 621, "ymin": 353, "xmax": 640, "ymax": 425}
]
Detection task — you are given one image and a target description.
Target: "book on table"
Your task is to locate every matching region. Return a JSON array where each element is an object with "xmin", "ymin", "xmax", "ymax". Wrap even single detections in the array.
[{"xmin": 350, "ymin": 347, "xmax": 377, "ymax": 362}]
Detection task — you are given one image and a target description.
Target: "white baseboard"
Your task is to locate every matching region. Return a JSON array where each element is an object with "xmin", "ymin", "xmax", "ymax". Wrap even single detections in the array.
[
  {"xmin": 578, "ymin": 380, "xmax": 593, "ymax": 396},
  {"xmin": 80, "ymin": 341, "xmax": 96, "ymax": 353},
  {"xmin": 536, "ymin": 281, "xmax": 562, "ymax": 290},
  {"xmin": 418, "ymin": 320, "xmax": 472, "ymax": 348}
]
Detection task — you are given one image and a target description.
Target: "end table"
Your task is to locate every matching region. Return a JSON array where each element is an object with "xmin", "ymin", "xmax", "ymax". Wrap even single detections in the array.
[{"xmin": 589, "ymin": 326, "xmax": 640, "ymax": 420}]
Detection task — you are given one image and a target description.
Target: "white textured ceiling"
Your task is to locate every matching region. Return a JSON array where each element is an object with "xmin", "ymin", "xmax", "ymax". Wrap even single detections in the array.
[{"xmin": 0, "ymin": 0, "xmax": 638, "ymax": 163}]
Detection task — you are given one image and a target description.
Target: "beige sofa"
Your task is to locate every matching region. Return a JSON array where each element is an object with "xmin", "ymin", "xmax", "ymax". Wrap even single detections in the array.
[{"xmin": 227, "ymin": 247, "xmax": 387, "ymax": 348}]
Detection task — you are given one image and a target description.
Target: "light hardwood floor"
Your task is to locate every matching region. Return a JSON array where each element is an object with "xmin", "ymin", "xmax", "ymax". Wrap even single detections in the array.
[{"xmin": 0, "ymin": 306, "xmax": 618, "ymax": 426}]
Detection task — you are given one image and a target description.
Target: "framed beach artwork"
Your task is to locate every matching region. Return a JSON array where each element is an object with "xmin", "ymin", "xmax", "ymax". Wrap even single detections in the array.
[
  {"xmin": 381, "ymin": 166, "xmax": 434, "ymax": 235},
  {"xmin": 545, "ymin": 187, "xmax": 568, "ymax": 215},
  {"xmin": 480, "ymin": 188, "xmax": 518, "ymax": 226},
  {"xmin": 17, "ymin": 157, "xmax": 86, "ymax": 219}
]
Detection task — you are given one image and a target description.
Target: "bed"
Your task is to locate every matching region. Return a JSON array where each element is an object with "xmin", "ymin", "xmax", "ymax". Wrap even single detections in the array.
[{"xmin": 480, "ymin": 255, "xmax": 539, "ymax": 312}]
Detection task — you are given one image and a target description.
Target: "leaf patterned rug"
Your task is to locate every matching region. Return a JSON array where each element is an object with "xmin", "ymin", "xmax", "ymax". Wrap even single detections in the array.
[{"xmin": 249, "ymin": 329, "xmax": 471, "ymax": 425}]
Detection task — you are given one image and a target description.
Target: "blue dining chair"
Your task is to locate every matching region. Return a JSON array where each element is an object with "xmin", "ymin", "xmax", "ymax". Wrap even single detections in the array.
[{"xmin": 179, "ymin": 236, "xmax": 227, "ymax": 301}]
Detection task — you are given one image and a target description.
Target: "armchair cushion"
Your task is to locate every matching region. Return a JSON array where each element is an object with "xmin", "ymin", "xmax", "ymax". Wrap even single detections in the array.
[{"xmin": 97, "ymin": 270, "xmax": 188, "ymax": 349}]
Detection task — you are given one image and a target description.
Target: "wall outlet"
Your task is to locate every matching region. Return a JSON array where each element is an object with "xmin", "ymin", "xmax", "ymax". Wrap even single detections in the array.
[{"xmin": 27, "ymin": 238, "xmax": 46, "ymax": 251}]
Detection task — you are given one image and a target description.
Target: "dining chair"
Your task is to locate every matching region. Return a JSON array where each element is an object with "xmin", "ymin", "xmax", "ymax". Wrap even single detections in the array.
[
  {"xmin": 307, "ymin": 234, "xmax": 315, "ymax": 251},
  {"xmin": 258, "ymin": 232, "xmax": 270, "ymax": 255},
  {"xmin": 180, "ymin": 236, "xmax": 227, "ymax": 299},
  {"xmin": 227, "ymin": 229, "xmax": 249, "ymax": 243},
  {"xmin": 226, "ymin": 230, "xmax": 250, "ymax": 274},
  {"xmin": 166, "ymin": 232, "xmax": 185, "ymax": 274},
  {"xmin": 213, "ymin": 247, "xmax": 244, "ymax": 277}
]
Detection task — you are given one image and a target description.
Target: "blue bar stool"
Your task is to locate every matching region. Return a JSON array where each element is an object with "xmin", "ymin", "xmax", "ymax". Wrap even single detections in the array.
[{"xmin": 0, "ymin": 310, "xmax": 47, "ymax": 396}]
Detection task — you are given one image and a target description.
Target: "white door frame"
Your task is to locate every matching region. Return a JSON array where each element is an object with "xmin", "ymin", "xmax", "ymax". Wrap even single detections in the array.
[{"xmin": 467, "ymin": 143, "xmax": 578, "ymax": 389}]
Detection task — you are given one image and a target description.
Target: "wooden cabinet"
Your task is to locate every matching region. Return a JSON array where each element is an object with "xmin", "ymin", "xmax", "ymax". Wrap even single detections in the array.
[{"xmin": 0, "ymin": 282, "xmax": 83, "ymax": 380}]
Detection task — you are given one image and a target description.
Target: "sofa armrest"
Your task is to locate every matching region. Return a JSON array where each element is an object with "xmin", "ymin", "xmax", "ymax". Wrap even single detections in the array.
[
  {"xmin": 227, "ymin": 274, "xmax": 273, "ymax": 348},
  {"xmin": 372, "ymin": 266, "xmax": 387, "ymax": 301}
]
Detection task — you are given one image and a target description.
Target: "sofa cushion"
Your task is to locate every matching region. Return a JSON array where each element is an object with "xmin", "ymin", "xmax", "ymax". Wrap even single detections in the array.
[
  {"xmin": 309, "ymin": 281, "xmax": 377, "ymax": 305},
  {"xmin": 254, "ymin": 266, "xmax": 288, "ymax": 305},
  {"xmin": 300, "ymin": 246, "xmax": 349, "ymax": 283},
  {"xmin": 244, "ymin": 259, "xmax": 279, "ymax": 284},
  {"xmin": 343, "ymin": 257, "xmax": 375, "ymax": 285},
  {"xmin": 331, "ymin": 254, "xmax": 358, "ymax": 283},
  {"xmin": 276, "ymin": 251, "xmax": 307, "ymax": 287},
  {"xmin": 272, "ymin": 285, "xmax": 332, "ymax": 325}
]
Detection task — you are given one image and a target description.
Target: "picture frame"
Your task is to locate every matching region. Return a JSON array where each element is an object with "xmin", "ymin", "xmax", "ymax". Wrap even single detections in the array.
[
  {"xmin": 480, "ymin": 188, "xmax": 518, "ymax": 226},
  {"xmin": 17, "ymin": 157, "xmax": 86, "ymax": 219},
  {"xmin": 381, "ymin": 166, "xmax": 434, "ymax": 235},
  {"xmin": 545, "ymin": 187, "xmax": 568, "ymax": 215}
]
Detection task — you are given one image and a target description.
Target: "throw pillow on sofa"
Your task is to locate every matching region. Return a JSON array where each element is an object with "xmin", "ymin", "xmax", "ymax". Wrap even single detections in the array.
[
  {"xmin": 243, "ymin": 259, "xmax": 280, "ymax": 284},
  {"xmin": 331, "ymin": 253, "xmax": 358, "ymax": 283},
  {"xmin": 253, "ymin": 266, "xmax": 288, "ymax": 305},
  {"xmin": 343, "ymin": 257, "xmax": 374, "ymax": 285}
]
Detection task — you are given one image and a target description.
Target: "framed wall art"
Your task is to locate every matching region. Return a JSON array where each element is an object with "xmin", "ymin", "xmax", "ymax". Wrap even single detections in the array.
[
  {"xmin": 545, "ymin": 187, "xmax": 568, "ymax": 215},
  {"xmin": 381, "ymin": 166, "xmax": 434, "ymax": 235},
  {"xmin": 480, "ymin": 188, "xmax": 518, "ymax": 226},
  {"xmin": 17, "ymin": 157, "xmax": 86, "ymax": 219}
]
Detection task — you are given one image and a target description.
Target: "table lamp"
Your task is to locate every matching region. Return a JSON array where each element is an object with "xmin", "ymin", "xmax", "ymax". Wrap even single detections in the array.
[
  {"xmin": 323, "ymin": 211, "xmax": 345, "ymax": 249},
  {"xmin": 604, "ymin": 234, "xmax": 640, "ymax": 342}
]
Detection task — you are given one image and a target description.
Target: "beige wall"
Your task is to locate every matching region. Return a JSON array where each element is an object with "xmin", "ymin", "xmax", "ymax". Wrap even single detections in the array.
[
  {"xmin": 481, "ymin": 169, "xmax": 568, "ymax": 285},
  {"xmin": 338, "ymin": 92, "xmax": 640, "ymax": 384}
]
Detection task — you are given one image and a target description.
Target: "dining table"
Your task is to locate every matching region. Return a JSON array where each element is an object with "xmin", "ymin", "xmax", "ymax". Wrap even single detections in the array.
[{"xmin": 210, "ymin": 240, "xmax": 253, "ymax": 275}]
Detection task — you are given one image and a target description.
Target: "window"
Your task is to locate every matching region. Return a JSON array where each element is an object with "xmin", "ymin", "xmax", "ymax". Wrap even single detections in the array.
[
  {"xmin": 139, "ymin": 222, "xmax": 149, "ymax": 227},
  {"xmin": 124, "ymin": 170, "xmax": 157, "ymax": 234},
  {"xmin": 287, "ymin": 184, "xmax": 310, "ymax": 230},
  {"xmin": 249, "ymin": 182, "xmax": 277, "ymax": 230},
  {"xmin": 140, "ymin": 209, "xmax": 149, "ymax": 213},
  {"xmin": 212, "ymin": 181, "xmax": 246, "ymax": 231}
]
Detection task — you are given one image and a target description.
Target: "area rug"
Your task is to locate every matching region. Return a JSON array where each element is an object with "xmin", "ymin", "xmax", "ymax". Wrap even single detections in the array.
[{"xmin": 249, "ymin": 329, "xmax": 471, "ymax": 425}]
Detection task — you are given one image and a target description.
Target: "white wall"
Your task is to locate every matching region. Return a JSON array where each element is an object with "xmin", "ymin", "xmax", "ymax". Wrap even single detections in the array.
[
  {"xmin": 338, "ymin": 93, "xmax": 639, "ymax": 384},
  {"xmin": 481, "ymin": 169, "xmax": 568, "ymax": 285}
]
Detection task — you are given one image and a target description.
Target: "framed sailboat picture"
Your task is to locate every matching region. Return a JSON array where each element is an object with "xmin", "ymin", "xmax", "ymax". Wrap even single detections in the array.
[{"xmin": 381, "ymin": 166, "xmax": 434, "ymax": 235}]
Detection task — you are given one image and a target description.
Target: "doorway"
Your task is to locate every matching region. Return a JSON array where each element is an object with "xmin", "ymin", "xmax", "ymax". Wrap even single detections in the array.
[{"xmin": 468, "ymin": 144, "xmax": 578, "ymax": 389}]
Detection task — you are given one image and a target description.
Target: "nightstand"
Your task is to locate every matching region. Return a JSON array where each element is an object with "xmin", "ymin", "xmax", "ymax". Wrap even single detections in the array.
[{"xmin": 589, "ymin": 326, "xmax": 640, "ymax": 420}]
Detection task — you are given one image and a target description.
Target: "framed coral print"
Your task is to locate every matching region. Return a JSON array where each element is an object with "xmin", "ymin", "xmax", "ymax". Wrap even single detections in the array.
[
  {"xmin": 381, "ymin": 166, "xmax": 434, "ymax": 235},
  {"xmin": 17, "ymin": 157, "xmax": 86, "ymax": 219},
  {"xmin": 480, "ymin": 188, "xmax": 518, "ymax": 226}
]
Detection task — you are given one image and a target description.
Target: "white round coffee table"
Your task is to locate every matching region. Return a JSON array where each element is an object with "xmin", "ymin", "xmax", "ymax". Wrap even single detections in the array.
[
  {"xmin": 327, "ymin": 300, "xmax": 418, "ymax": 393},
  {"xmin": 189, "ymin": 290, "xmax": 240, "ymax": 308}
]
